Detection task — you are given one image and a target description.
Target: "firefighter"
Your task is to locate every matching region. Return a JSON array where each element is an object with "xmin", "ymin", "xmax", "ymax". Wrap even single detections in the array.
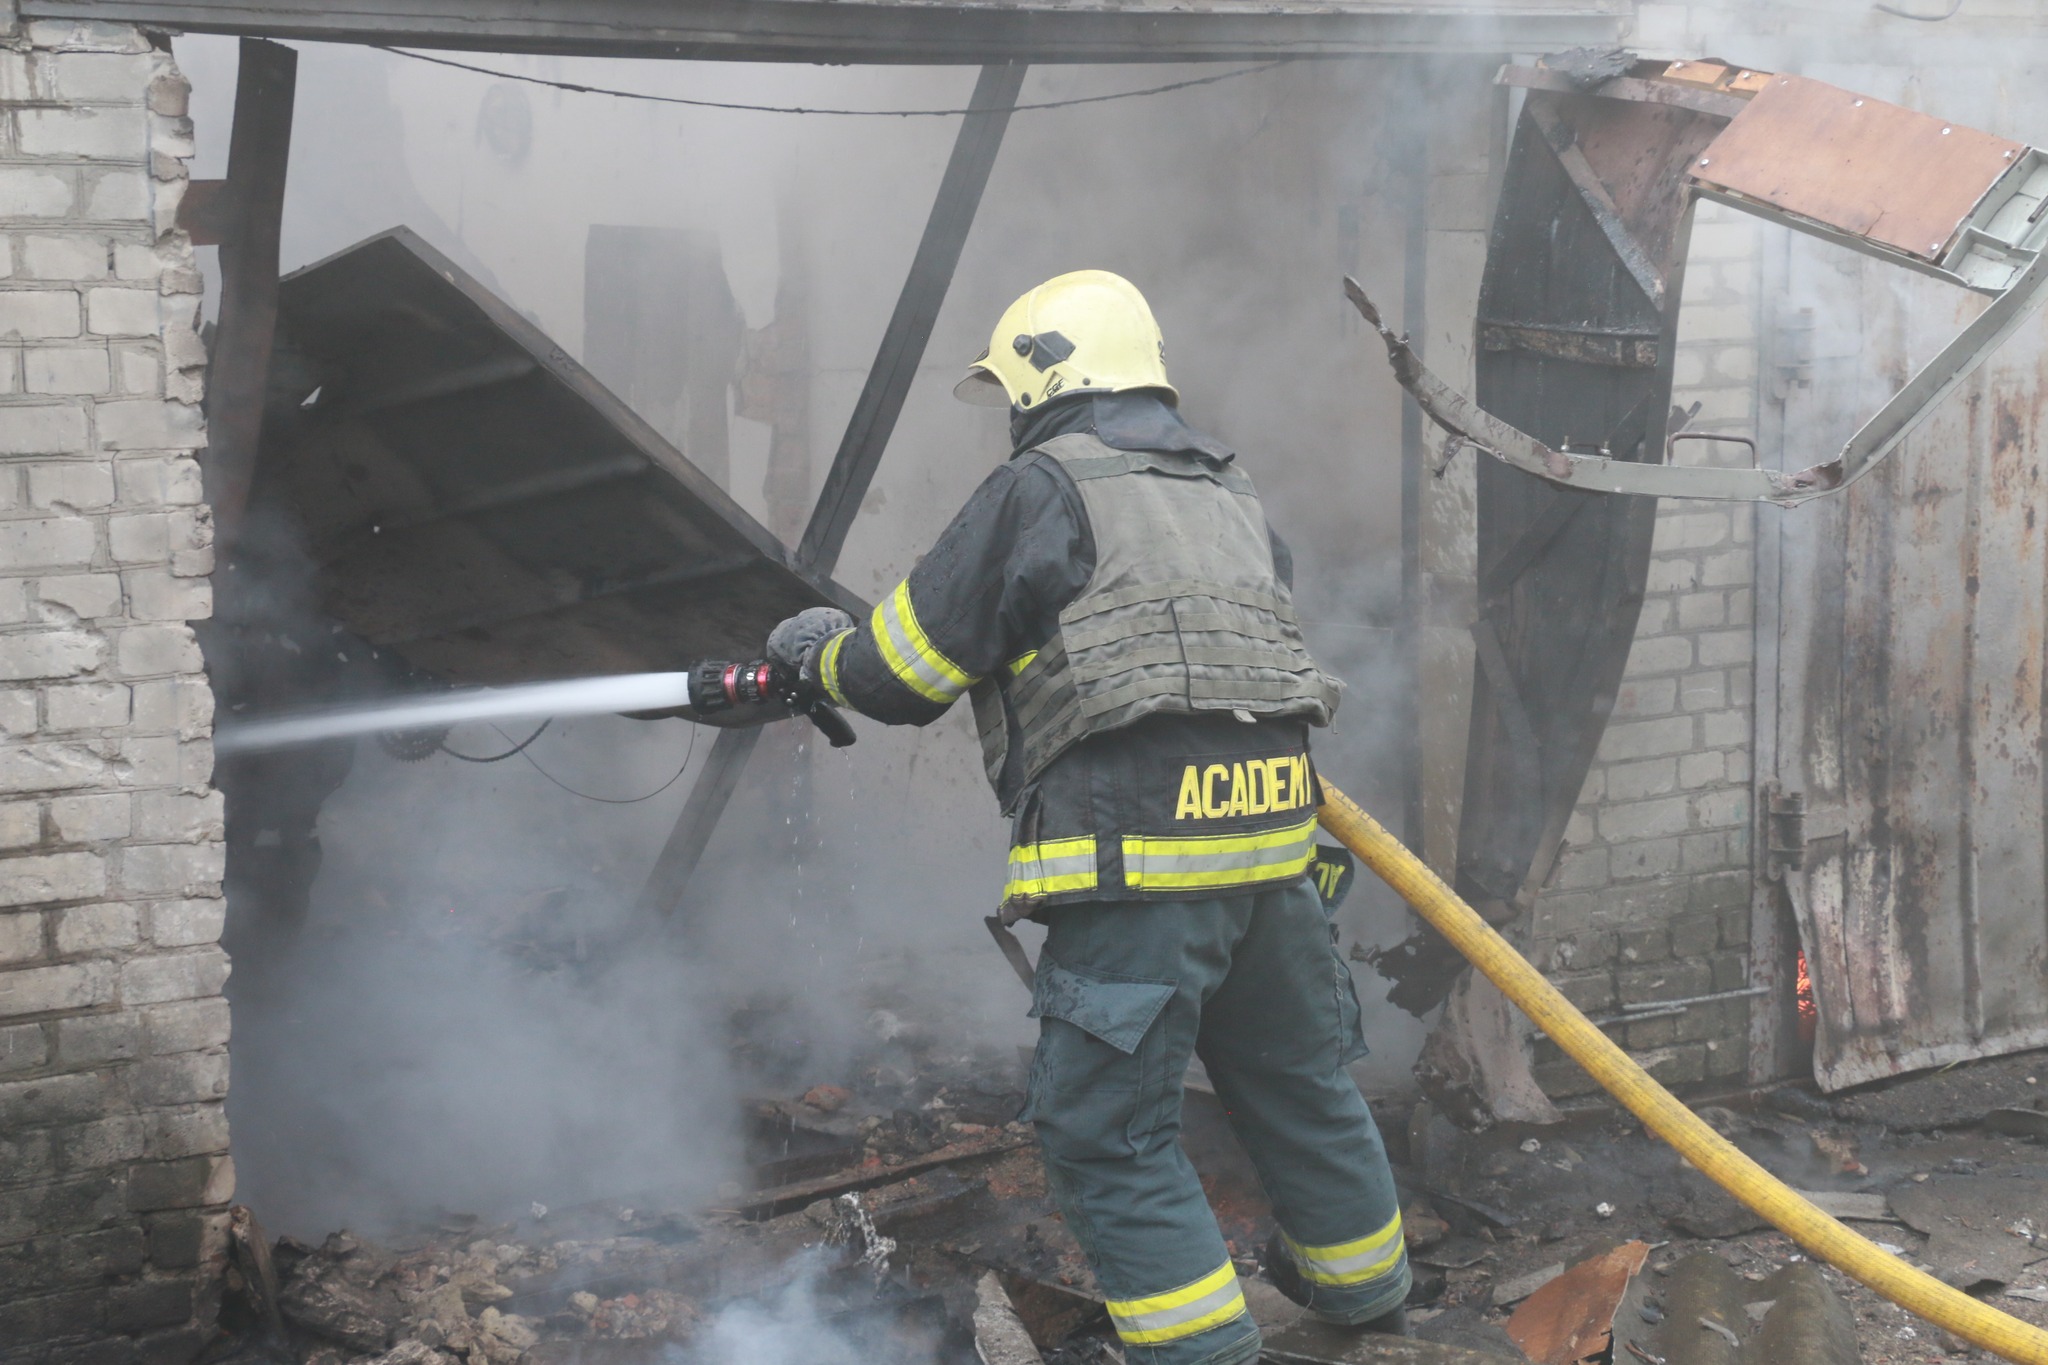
[{"xmin": 765, "ymin": 270, "xmax": 1409, "ymax": 1364}]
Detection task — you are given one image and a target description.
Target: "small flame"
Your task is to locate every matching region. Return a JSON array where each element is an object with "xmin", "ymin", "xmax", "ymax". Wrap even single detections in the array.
[{"xmin": 1795, "ymin": 951, "xmax": 1817, "ymax": 1043}]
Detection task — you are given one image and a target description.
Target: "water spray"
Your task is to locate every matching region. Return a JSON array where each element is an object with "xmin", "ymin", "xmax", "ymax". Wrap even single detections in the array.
[{"xmin": 214, "ymin": 659, "xmax": 856, "ymax": 757}]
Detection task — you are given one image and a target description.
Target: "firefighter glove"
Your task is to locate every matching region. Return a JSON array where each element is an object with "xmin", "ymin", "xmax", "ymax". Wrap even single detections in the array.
[{"xmin": 767, "ymin": 607, "xmax": 855, "ymax": 680}]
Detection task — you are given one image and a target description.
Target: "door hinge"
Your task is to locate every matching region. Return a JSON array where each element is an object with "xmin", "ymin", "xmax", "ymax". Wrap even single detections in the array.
[{"xmin": 1764, "ymin": 782, "xmax": 1848, "ymax": 880}]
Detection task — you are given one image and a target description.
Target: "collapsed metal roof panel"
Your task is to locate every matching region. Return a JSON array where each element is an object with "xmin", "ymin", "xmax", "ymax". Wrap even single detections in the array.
[{"xmin": 258, "ymin": 227, "xmax": 864, "ymax": 702}]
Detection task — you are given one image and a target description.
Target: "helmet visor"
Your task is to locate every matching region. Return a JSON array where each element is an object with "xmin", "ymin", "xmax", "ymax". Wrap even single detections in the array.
[{"xmin": 952, "ymin": 354, "xmax": 1010, "ymax": 408}]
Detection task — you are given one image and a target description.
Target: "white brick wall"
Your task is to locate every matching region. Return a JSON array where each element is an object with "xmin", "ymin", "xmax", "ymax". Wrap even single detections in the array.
[
  {"xmin": 1529, "ymin": 201, "xmax": 1763, "ymax": 1096},
  {"xmin": 0, "ymin": 16, "xmax": 228, "ymax": 1359}
]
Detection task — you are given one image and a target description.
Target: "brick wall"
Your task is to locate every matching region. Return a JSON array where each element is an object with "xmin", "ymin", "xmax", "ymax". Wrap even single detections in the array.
[
  {"xmin": 1528, "ymin": 199, "xmax": 1763, "ymax": 1098},
  {"xmin": 0, "ymin": 14, "xmax": 230, "ymax": 1363}
]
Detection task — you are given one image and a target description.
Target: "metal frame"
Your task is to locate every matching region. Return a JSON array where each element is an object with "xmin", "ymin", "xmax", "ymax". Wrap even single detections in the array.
[
  {"xmin": 26, "ymin": 0, "xmax": 1623, "ymax": 62},
  {"xmin": 635, "ymin": 63, "xmax": 1028, "ymax": 920},
  {"xmin": 1360, "ymin": 62, "xmax": 2048, "ymax": 506}
]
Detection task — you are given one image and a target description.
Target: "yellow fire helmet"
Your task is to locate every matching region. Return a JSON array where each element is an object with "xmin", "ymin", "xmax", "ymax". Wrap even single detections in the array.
[{"xmin": 952, "ymin": 269, "xmax": 1176, "ymax": 410}]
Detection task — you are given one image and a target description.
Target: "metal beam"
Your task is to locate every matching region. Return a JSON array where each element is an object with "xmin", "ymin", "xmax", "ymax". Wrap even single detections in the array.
[
  {"xmin": 635, "ymin": 63, "xmax": 1024, "ymax": 920},
  {"xmin": 203, "ymin": 37, "xmax": 296, "ymax": 554},
  {"xmin": 28, "ymin": 0, "xmax": 1624, "ymax": 63},
  {"xmin": 798, "ymin": 61, "xmax": 1026, "ymax": 575}
]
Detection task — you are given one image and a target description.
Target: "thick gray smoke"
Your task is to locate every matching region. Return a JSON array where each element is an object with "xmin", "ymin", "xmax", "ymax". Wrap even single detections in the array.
[{"xmin": 174, "ymin": 40, "xmax": 1435, "ymax": 1237}]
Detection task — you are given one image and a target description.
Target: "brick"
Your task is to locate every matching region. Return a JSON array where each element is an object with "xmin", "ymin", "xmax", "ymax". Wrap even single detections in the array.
[
  {"xmin": 1613, "ymin": 676, "xmax": 1677, "ymax": 719},
  {"xmin": 0, "ymin": 850, "xmax": 105, "ymax": 904},
  {"xmin": 19, "ymin": 236, "xmax": 110, "ymax": 283},
  {"xmin": 54, "ymin": 901, "xmax": 135, "ymax": 953},
  {"xmin": 1625, "ymin": 635, "xmax": 1694, "ymax": 675},
  {"xmin": 0, "ymin": 910, "xmax": 41, "ymax": 964},
  {"xmin": 0, "ymin": 628, "xmax": 101, "ymax": 682},
  {"xmin": 132, "ymin": 792, "xmax": 219, "ymax": 844},
  {"xmin": 114, "ymin": 624, "xmax": 202, "ymax": 678},
  {"xmin": 117, "ymin": 346, "xmax": 163, "ymax": 397},
  {"xmin": 1621, "ymin": 960, "xmax": 1713, "ymax": 1007},
  {"xmin": 107, "ymin": 511, "xmax": 166, "ymax": 562},
  {"xmin": 26, "ymin": 460, "xmax": 115, "ymax": 512},
  {"xmin": 118, "ymin": 841, "xmax": 222, "ymax": 897},
  {"xmin": 129, "ymin": 679, "xmax": 210, "ymax": 737},
  {"xmin": 1697, "ymin": 628, "xmax": 1753, "ymax": 665},
  {"xmin": 141, "ymin": 1106, "xmax": 228, "ymax": 1162},
  {"xmin": 0, "ymin": 515, "xmax": 94, "ymax": 571},
  {"xmin": 0, "ymin": 692, "xmax": 38, "ymax": 736},
  {"xmin": 1552, "ymin": 969, "xmax": 1616, "ymax": 1013},
  {"xmin": 0, "ymin": 289, "xmax": 81, "ymax": 340},
  {"xmin": 144, "ymin": 998, "xmax": 227, "ymax": 1055},
  {"xmin": 0, "ymin": 741, "xmax": 106, "ymax": 792},
  {"xmin": 1700, "ymin": 708, "xmax": 1748, "ymax": 748},
  {"xmin": 1609, "ymin": 836, "xmax": 1683, "ymax": 881},
  {"xmin": 1668, "ymin": 914, "xmax": 1721, "ymax": 960},
  {"xmin": 1605, "ymin": 757, "xmax": 1677, "ymax": 802},
  {"xmin": 1635, "ymin": 597, "xmax": 1672, "ymax": 636},
  {"xmin": 57, "ymin": 1114, "xmax": 144, "ymax": 1171},
  {"xmin": 0, "ymin": 800, "xmax": 33, "ymax": 851},
  {"xmin": 117, "ymin": 455, "xmax": 201, "ymax": 507},
  {"xmin": 1678, "ymin": 670, "xmax": 1727, "ymax": 713},
  {"xmin": 18, "ymin": 105, "xmax": 149, "ymax": 160},
  {"xmin": 44, "ymin": 683, "xmax": 126, "ymax": 731},
  {"xmin": 85, "ymin": 287, "xmax": 158, "ymax": 338},
  {"xmin": 0, "ymin": 1287, "xmax": 105, "ymax": 1344},
  {"xmin": 1678, "ymin": 750, "xmax": 1725, "ymax": 788},
  {"xmin": 117, "ymin": 947, "xmax": 226, "ymax": 1006},
  {"xmin": 1659, "ymin": 511, "xmax": 1729, "ymax": 550},
  {"xmin": 1718, "ymin": 908, "xmax": 1750, "ymax": 947},
  {"xmin": 1699, "ymin": 550, "xmax": 1752, "ymax": 590},
  {"xmin": 0, "ymin": 1022, "xmax": 49, "ymax": 1090},
  {"xmin": 1695, "ymin": 788, "xmax": 1748, "ymax": 829},
  {"xmin": 148, "ymin": 899, "xmax": 221, "ymax": 948},
  {"xmin": 1618, "ymin": 925, "xmax": 1669, "ymax": 963},
  {"xmin": 54, "ymin": 1010, "xmax": 139, "ymax": 1065},
  {"xmin": 0, "ymin": 1070, "xmax": 108, "ymax": 1125},
  {"xmin": 24, "ymin": 345, "xmax": 110, "ymax": 394},
  {"xmin": 0, "ymin": 959, "xmax": 113, "ymax": 1018},
  {"xmin": 125, "ymin": 1155, "xmax": 226, "ymax": 1212},
  {"xmin": 145, "ymin": 1208, "xmax": 220, "ymax": 1269},
  {"xmin": 1599, "ymin": 715, "xmax": 1696, "ymax": 761},
  {"xmin": 106, "ymin": 1279, "xmax": 193, "ymax": 1334},
  {"xmin": 1626, "ymin": 1015, "xmax": 1679, "ymax": 1049},
  {"xmin": 128, "ymin": 1049, "xmax": 228, "ymax": 1107},
  {"xmin": 1551, "ymin": 844, "xmax": 1609, "ymax": 890},
  {"xmin": 83, "ymin": 169, "xmax": 148, "ymax": 220},
  {"xmin": 1710, "ymin": 950, "xmax": 1749, "ymax": 992},
  {"xmin": 0, "ymin": 166, "xmax": 76, "ymax": 218},
  {"xmin": 123, "ymin": 566, "xmax": 208, "ymax": 621},
  {"xmin": 0, "ymin": 1172, "xmax": 124, "ymax": 1243},
  {"xmin": 46, "ymin": 50, "xmax": 156, "ymax": 101},
  {"xmin": 1674, "ymin": 591, "xmax": 1725, "ymax": 631},
  {"xmin": 37, "ymin": 573, "xmax": 123, "ymax": 619},
  {"xmin": 1646, "ymin": 557, "xmax": 1700, "ymax": 593},
  {"xmin": 97, "ymin": 398, "xmax": 201, "ymax": 450}
]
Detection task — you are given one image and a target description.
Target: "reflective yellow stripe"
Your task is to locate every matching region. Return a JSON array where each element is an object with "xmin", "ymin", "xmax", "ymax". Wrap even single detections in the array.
[
  {"xmin": 872, "ymin": 580, "xmax": 977, "ymax": 704},
  {"xmin": 1004, "ymin": 835, "xmax": 1098, "ymax": 900},
  {"xmin": 817, "ymin": 629, "xmax": 852, "ymax": 707},
  {"xmin": 1106, "ymin": 1261, "xmax": 1248, "ymax": 1346},
  {"xmin": 1120, "ymin": 815, "xmax": 1319, "ymax": 891},
  {"xmin": 1006, "ymin": 649, "xmax": 1038, "ymax": 677},
  {"xmin": 1284, "ymin": 1212, "xmax": 1406, "ymax": 1287}
]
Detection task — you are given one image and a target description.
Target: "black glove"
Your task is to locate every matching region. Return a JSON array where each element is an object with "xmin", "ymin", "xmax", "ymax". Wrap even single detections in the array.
[{"xmin": 766, "ymin": 607, "xmax": 855, "ymax": 682}]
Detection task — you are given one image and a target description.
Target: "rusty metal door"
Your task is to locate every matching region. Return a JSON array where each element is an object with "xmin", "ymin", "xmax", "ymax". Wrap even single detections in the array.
[{"xmin": 1766, "ymin": 228, "xmax": 2048, "ymax": 1091}]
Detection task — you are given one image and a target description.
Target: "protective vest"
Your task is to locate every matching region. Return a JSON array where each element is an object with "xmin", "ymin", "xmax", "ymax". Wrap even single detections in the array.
[{"xmin": 970, "ymin": 432, "xmax": 1341, "ymax": 798}]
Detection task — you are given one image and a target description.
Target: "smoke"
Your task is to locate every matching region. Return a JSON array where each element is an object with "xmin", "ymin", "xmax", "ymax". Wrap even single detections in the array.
[{"xmin": 174, "ymin": 39, "xmax": 1443, "ymax": 1232}]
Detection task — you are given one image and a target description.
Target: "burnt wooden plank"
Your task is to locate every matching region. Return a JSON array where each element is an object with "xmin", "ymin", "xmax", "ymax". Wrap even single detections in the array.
[{"xmin": 202, "ymin": 37, "xmax": 296, "ymax": 553}]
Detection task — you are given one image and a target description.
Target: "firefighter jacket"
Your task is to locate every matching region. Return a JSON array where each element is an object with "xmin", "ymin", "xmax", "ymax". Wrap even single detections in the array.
[{"xmin": 817, "ymin": 392, "xmax": 1343, "ymax": 911}]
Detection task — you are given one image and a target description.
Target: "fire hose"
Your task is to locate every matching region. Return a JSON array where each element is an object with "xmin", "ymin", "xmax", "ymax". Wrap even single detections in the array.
[{"xmin": 1314, "ymin": 776, "xmax": 2048, "ymax": 1365}]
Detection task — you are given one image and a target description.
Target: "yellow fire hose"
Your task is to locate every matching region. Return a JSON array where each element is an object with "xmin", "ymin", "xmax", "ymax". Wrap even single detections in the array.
[{"xmin": 1315, "ymin": 777, "xmax": 2048, "ymax": 1364}]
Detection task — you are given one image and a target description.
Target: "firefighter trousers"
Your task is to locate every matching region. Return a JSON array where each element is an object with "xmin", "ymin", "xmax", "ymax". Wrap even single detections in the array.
[{"xmin": 1021, "ymin": 877, "xmax": 1409, "ymax": 1365}]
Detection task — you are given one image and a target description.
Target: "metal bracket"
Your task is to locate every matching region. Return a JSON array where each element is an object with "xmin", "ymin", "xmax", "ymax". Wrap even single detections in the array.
[
  {"xmin": 1667, "ymin": 431, "xmax": 1758, "ymax": 468},
  {"xmin": 1765, "ymin": 783, "xmax": 1807, "ymax": 879}
]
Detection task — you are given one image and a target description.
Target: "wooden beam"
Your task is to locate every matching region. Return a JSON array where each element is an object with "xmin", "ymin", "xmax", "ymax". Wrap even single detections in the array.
[
  {"xmin": 202, "ymin": 37, "xmax": 296, "ymax": 553},
  {"xmin": 23, "ymin": 0, "xmax": 1624, "ymax": 63},
  {"xmin": 798, "ymin": 61, "xmax": 1025, "ymax": 575},
  {"xmin": 635, "ymin": 63, "xmax": 1024, "ymax": 920}
]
